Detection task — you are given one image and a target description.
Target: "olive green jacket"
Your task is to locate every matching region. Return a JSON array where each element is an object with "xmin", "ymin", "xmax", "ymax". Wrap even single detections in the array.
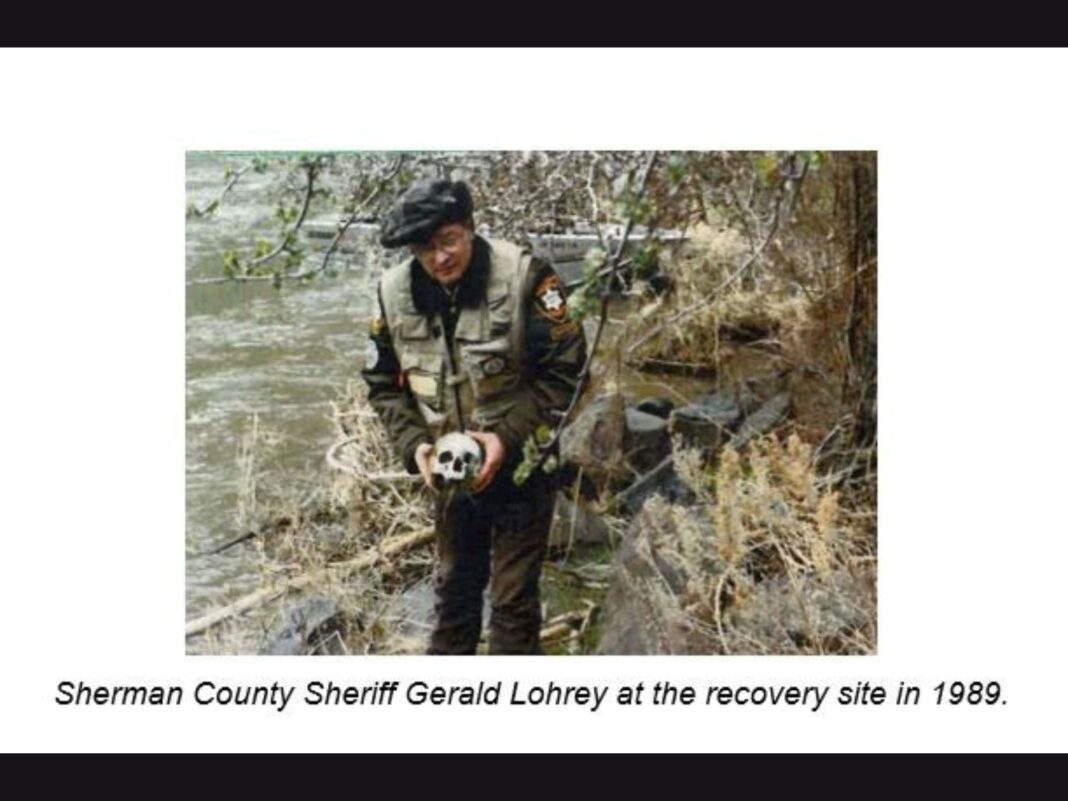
[{"xmin": 361, "ymin": 235, "xmax": 587, "ymax": 486}]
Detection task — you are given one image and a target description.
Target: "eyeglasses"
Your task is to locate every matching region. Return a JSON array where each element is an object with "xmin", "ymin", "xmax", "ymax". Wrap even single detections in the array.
[{"xmin": 410, "ymin": 228, "xmax": 470, "ymax": 260}]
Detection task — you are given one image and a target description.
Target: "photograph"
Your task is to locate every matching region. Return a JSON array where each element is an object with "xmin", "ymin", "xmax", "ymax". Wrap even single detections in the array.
[{"xmin": 185, "ymin": 150, "xmax": 878, "ymax": 656}]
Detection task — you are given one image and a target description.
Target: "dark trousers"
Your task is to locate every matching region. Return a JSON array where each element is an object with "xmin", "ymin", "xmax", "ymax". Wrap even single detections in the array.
[{"xmin": 428, "ymin": 485, "xmax": 555, "ymax": 655}]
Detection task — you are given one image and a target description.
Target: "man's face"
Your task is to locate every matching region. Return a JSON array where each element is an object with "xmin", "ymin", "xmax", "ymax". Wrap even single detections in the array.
[{"xmin": 410, "ymin": 222, "xmax": 474, "ymax": 287}]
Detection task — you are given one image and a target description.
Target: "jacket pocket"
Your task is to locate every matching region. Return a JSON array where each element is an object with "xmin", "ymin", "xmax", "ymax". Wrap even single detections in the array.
[{"xmin": 461, "ymin": 338, "xmax": 519, "ymax": 403}]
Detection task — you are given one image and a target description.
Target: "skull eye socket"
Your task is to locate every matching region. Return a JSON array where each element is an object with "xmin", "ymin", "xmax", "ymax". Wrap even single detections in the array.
[
  {"xmin": 462, "ymin": 452, "xmax": 474, "ymax": 463},
  {"xmin": 437, "ymin": 452, "xmax": 452, "ymax": 464}
]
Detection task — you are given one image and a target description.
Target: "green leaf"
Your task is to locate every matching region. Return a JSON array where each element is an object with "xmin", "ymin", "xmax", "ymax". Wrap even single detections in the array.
[
  {"xmin": 583, "ymin": 246, "xmax": 607, "ymax": 276},
  {"xmin": 567, "ymin": 287, "xmax": 589, "ymax": 322},
  {"xmin": 284, "ymin": 251, "xmax": 303, "ymax": 271},
  {"xmin": 222, "ymin": 249, "xmax": 240, "ymax": 278},
  {"xmin": 535, "ymin": 425, "xmax": 552, "ymax": 446},
  {"xmin": 756, "ymin": 153, "xmax": 778, "ymax": 186},
  {"xmin": 666, "ymin": 154, "xmax": 685, "ymax": 184},
  {"xmin": 635, "ymin": 241, "xmax": 659, "ymax": 274}
]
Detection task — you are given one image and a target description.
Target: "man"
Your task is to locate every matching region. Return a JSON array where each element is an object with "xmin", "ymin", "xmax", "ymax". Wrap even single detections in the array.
[{"xmin": 361, "ymin": 178, "xmax": 588, "ymax": 654}]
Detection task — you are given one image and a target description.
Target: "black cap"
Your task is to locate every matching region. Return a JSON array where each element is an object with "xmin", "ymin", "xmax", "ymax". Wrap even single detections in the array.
[{"xmin": 379, "ymin": 179, "xmax": 474, "ymax": 248}]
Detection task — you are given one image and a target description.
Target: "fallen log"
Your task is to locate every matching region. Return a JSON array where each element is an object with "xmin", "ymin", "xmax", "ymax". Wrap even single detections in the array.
[
  {"xmin": 541, "ymin": 600, "xmax": 598, "ymax": 644},
  {"xmin": 185, "ymin": 526, "xmax": 435, "ymax": 637},
  {"xmin": 612, "ymin": 454, "xmax": 674, "ymax": 507},
  {"xmin": 539, "ymin": 610, "xmax": 588, "ymax": 644},
  {"xmin": 631, "ymin": 358, "xmax": 716, "ymax": 378}
]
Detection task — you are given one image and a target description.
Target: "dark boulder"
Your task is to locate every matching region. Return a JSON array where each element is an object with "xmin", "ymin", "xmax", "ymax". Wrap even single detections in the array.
[
  {"xmin": 597, "ymin": 501, "xmax": 705, "ymax": 654},
  {"xmin": 549, "ymin": 495, "xmax": 612, "ymax": 550},
  {"xmin": 669, "ymin": 390, "xmax": 743, "ymax": 452},
  {"xmin": 732, "ymin": 391, "xmax": 791, "ymax": 448},
  {"xmin": 560, "ymin": 392, "xmax": 628, "ymax": 486},
  {"xmin": 624, "ymin": 407, "xmax": 672, "ymax": 474},
  {"xmin": 615, "ymin": 457, "xmax": 696, "ymax": 516}
]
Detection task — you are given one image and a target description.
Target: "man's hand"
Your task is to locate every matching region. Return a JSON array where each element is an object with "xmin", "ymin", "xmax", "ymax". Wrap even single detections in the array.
[
  {"xmin": 414, "ymin": 442, "xmax": 436, "ymax": 491},
  {"xmin": 465, "ymin": 430, "xmax": 505, "ymax": 494}
]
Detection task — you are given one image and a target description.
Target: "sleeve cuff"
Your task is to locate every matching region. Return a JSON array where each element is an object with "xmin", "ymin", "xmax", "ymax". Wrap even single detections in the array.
[{"xmin": 402, "ymin": 436, "xmax": 434, "ymax": 475}]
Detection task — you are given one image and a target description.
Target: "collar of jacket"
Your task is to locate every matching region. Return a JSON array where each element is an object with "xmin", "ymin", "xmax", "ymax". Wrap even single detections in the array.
[{"xmin": 408, "ymin": 234, "xmax": 491, "ymax": 317}]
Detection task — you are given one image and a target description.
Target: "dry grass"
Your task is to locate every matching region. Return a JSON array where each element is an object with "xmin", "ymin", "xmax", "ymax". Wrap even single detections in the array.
[
  {"xmin": 631, "ymin": 213, "xmax": 867, "ymax": 436},
  {"xmin": 606, "ymin": 174, "xmax": 877, "ymax": 653},
  {"xmin": 190, "ymin": 381, "xmax": 437, "ymax": 655},
  {"xmin": 191, "ymin": 380, "xmax": 633, "ymax": 656},
  {"xmin": 611, "ymin": 204, "xmax": 877, "ymax": 653},
  {"xmin": 615, "ymin": 434, "xmax": 875, "ymax": 654}
]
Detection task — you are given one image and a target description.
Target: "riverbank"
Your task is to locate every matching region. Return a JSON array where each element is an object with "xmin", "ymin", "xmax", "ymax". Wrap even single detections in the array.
[
  {"xmin": 186, "ymin": 221, "xmax": 876, "ymax": 655},
  {"xmin": 185, "ymin": 152, "xmax": 877, "ymax": 655}
]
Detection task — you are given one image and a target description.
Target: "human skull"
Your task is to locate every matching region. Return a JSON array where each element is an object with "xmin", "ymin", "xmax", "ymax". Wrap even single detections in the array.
[{"xmin": 431, "ymin": 432, "xmax": 484, "ymax": 486}]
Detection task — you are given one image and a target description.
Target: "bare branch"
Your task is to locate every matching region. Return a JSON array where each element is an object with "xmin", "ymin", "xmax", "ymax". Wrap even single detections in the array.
[
  {"xmin": 188, "ymin": 155, "xmax": 405, "ymax": 287},
  {"xmin": 187, "ymin": 162, "xmax": 251, "ymax": 218},
  {"xmin": 246, "ymin": 158, "xmax": 319, "ymax": 269},
  {"xmin": 316, "ymin": 156, "xmax": 404, "ymax": 275}
]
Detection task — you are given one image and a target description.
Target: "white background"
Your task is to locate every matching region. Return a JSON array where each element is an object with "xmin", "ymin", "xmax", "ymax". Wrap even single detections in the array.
[{"xmin": 0, "ymin": 48, "xmax": 1065, "ymax": 753}]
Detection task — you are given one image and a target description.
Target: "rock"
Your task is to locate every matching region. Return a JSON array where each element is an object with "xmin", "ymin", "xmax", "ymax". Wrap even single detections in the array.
[
  {"xmin": 732, "ymin": 391, "xmax": 791, "ymax": 447},
  {"xmin": 744, "ymin": 371, "xmax": 790, "ymax": 406},
  {"xmin": 560, "ymin": 392, "xmax": 627, "ymax": 485},
  {"xmin": 390, "ymin": 578, "xmax": 437, "ymax": 640},
  {"xmin": 635, "ymin": 396, "xmax": 674, "ymax": 420},
  {"xmin": 690, "ymin": 389, "xmax": 744, "ymax": 418},
  {"xmin": 311, "ymin": 523, "xmax": 350, "ymax": 559},
  {"xmin": 669, "ymin": 390, "xmax": 742, "ymax": 452},
  {"xmin": 549, "ymin": 496, "xmax": 612, "ymax": 550},
  {"xmin": 647, "ymin": 270, "xmax": 673, "ymax": 296},
  {"xmin": 624, "ymin": 407, "xmax": 671, "ymax": 473},
  {"xmin": 259, "ymin": 597, "xmax": 347, "ymax": 655},
  {"xmin": 386, "ymin": 579, "xmax": 495, "ymax": 649},
  {"xmin": 669, "ymin": 386, "xmax": 791, "ymax": 455},
  {"xmin": 734, "ymin": 383, "xmax": 760, "ymax": 416},
  {"xmin": 597, "ymin": 500, "xmax": 706, "ymax": 654},
  {"xmin": 728, "ymin": 569, "xmax": 873, "ymax": 653},
  {"xmin": 615, "ymin": 457, "xmax": 696, "ymax": 516}
]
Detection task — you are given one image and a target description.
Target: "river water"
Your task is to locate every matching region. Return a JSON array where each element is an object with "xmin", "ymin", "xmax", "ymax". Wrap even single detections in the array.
[
  {"xmin": 185, "ymin": 152, "xmax": 703, "ymax": 637},
  {"xmin": 185, "ymin": 153, "xmax": 381, "ymax": 620}
]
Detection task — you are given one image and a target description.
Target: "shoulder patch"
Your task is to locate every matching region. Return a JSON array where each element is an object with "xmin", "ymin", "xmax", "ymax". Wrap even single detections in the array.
[
  {"xmin": 481, "ymin": 355, "xmax": 507, "ymax": 376},
  {"xmin": 369, "ymin": 316, "xmax": 385, "ymax": 336},
  {"xmin": 534, "ymin": 273, "xmax": 568, "ymax": 322}
]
